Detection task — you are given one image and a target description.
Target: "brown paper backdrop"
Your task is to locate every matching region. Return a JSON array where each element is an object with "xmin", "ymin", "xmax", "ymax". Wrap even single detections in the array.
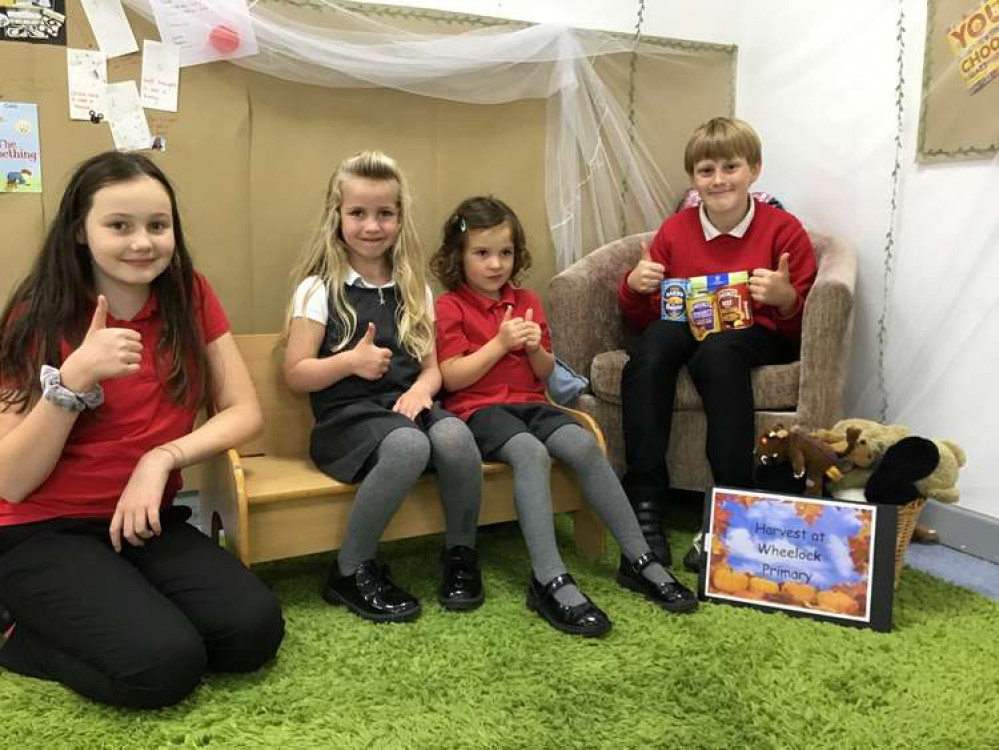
[
  {"xmin": 0, "ymin": 0, "xmax": 734, "ymax": 332},
  {"xmin": 918, "ymin": 0, "xmax": 999, "ymax": 161}
]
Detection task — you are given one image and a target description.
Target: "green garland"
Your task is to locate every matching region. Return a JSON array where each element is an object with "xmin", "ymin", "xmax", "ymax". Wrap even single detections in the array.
[{"xmin": 875, "ymin": 0, "xmax": 907, "ymax": 422}]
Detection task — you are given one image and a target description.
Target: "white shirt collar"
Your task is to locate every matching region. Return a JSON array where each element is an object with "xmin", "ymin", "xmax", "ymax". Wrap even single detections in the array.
[
  {"xmin": 699, "ymin": 196, "xmax": 755, "ymax": 240},
  {"xmin": 345, "ymin": 267, "xmax": 395, "ymax": 289}
]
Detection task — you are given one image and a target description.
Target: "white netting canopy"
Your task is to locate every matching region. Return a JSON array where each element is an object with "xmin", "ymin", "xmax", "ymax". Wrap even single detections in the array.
[{"xmin": 124, "ymin": 0, "xmax": 687, "ymax": 270}]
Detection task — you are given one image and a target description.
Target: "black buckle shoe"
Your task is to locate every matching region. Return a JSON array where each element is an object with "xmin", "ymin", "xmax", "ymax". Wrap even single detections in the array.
[
  {"xmin": 629, "ymin": 497, "xmax": 672, "ymax": 566},
  {"xmin": 526, "ymin": 574, "xmax": 611, "ymax": 637},
  {"xmin": 618, "ymin": 552, "xmax": 698, "ymax": 613},
  {"xmin": 322, "ymin": 559, "xmax": 421, "ymax": 623},
  {"xmin": 438, "ymin": 545, "xmax": 484, "ymax": 611}
]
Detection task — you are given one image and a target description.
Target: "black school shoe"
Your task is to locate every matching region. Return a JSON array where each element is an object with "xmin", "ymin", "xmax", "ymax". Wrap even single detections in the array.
[
  {"xmin": 322, "ymin": 559, "xmax": 421, "ymax": 623},
  {"xmin": 618, "ymin": 552, "xmax": 698, "ymax": 613},
  {"xmin": 629, "ymin": 496, "xmax": 672, "ymax": 567},
  {"xmin": 682, "ymin": 532, "xmax": 704, "ymax": 573},
  {"xmin": 438, "ymin": 545, "xmax": 484, "ymax": 611},
  {"xmin": 526, "ymin": 574, "xmax": 612, "ymax": 637},
  {"xmin": 0, "ymin": 605, "xmax": 14, "ymax": 641}
]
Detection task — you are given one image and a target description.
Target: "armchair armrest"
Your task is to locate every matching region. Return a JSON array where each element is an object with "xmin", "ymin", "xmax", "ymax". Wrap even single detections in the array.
[
  {"xmin": 547, "ymin": 232, "xmax": 654, "ymax": 375},
  {"xmin": 796, "ymin": 233, "xmax": 858, "ymax": 429}
]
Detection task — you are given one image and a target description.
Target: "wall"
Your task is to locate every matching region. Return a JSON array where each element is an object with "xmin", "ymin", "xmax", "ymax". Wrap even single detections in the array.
[{"xmin": 363, "ymin": 0, "xmax": 997, "ymax": 521}]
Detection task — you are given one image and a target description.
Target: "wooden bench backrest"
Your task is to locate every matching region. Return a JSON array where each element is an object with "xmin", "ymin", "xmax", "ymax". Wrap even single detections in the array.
[{"xmin": 235, "ymin": 333, "xmax": 312, "ymax": 458}]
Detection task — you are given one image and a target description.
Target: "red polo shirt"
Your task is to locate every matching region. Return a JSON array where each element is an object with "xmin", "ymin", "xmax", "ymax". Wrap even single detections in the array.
[
  {"xmin": 0, "ymin": 273, "xmax": 229, "ymax": 526},
  {"xmin": 436, "ymin": 283, "xmax": 552, "ymax": 422}
]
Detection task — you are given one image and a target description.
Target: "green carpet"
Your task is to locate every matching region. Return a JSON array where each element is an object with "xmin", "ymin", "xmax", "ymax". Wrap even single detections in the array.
[{"xmin": 2, "ymin": 516, "xmax": 998, "ymax": 750}]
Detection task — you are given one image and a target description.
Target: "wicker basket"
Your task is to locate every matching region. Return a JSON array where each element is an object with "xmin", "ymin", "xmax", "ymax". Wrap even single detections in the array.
[{"xmin": 893, "ymin": 497, "xmax": 927, "ymax": 590}]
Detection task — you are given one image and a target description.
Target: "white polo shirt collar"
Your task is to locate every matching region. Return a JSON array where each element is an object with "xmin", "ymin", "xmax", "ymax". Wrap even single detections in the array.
[{"xmin": 699, "ymin": 196, "xmax": 755, "ymax": 240}]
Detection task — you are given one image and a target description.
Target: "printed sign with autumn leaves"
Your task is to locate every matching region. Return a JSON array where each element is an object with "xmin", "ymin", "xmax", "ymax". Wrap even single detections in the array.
[{"xmin": 701, "ymin": 489, "xmax": 889, "ymax": 628}]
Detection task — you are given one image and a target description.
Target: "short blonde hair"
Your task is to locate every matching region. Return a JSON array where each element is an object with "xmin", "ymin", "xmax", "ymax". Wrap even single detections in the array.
[{"xmin": 683, "ymin": 117, "xmax": 762, "ymax": 175}]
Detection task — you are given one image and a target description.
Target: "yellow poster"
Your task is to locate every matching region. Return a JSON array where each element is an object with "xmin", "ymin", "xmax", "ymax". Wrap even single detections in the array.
[{"xmin": 947, "ymin": 0, "xmax": 999, "ymax": 93}]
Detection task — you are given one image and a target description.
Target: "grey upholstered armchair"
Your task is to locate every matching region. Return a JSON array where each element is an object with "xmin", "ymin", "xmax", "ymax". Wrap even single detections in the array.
[{"xmin": 546, "ymin": 231, "xmax": 858, "ymax": 492}]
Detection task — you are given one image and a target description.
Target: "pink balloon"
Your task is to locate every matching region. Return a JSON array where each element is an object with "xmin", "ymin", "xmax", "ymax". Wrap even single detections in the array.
[{"xmin": 209, "ymin": 25, "xmax": 241, "ymax": 54}]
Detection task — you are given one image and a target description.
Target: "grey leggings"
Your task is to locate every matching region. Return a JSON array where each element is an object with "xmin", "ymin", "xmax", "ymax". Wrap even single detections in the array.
[
  {"xmin": 497, "ymin": 424, "xmax": 651, "ymax": 584},
  {"xmin": 337, "ymin": 417, "xmax": 482, "ymax": 575}
]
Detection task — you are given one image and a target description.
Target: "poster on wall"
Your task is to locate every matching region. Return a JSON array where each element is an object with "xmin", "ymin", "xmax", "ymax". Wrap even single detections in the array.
[
  {"xmin": 0, "ymin": 1, "xmax": 67, "ymax": 46},
  {"xmin": 698, "ymin": 488, "xmax": 897, "ymax": 632},
  {"xmin": 0, "ymin": 101, "xmax": 42, "ymax": 194},
  {"xmin": 919, "ymin": 0, "xmax": 999, "ymax": 160}
]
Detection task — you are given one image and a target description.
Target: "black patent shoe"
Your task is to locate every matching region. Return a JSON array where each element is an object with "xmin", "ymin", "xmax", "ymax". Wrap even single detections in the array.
[
  {"xmin": 438, "ymin": 545, "xmax": 484, "ymax": 611},
  {"xmin": 618, "ymin": 552, "xmax": 699, "ymax": 613},
  {"xmin": 629, "ymin": 497, "xmax": 672, "ymax": 567},
  {"xmin": 682, "ymin": 532, "xmax": 703, "ymax": 573},
  {"xmin": 526, "ymin": 574, "xmax": 612, "ymax": 637},
  {"xmin": 1, "ymin": 605, "xmax": 14, "ymax": 641},
  {"xmin": 322, "ymin": 559, "xmax": 421, "ymax": 623}
]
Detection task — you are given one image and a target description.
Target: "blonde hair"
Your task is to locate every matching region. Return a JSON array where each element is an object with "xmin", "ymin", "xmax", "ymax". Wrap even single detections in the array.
[
  {"xmin": 285, "ymin": 150, "xmax": 432, "ymax": 360},
  {"xmin": 683, "ymin": 117, "xmax": 762, "ymax": 175}
]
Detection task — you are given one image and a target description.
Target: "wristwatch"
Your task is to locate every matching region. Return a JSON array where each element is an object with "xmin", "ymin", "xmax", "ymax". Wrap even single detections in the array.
[{"xmin": 40, "ymin": 365, "xmax": 104, "ymax": 412}]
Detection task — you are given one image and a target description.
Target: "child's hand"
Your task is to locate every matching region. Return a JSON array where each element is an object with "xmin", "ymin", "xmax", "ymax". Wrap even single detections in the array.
[
  {"xmin": 109, "ymin": 448, "xmax": 172, "ymax": 552},
  {"xmin": 626, "ymin": 241, "xmax": 665, "ymax": 294},
  {"xmin": 749, "ymin": 253, "xmax": 797, "ymax": 312},
  {"xmin": 61, "ymin": 295, "xmax": 143, "ymax": 392},
  {"xmin": 523, "ymin": 308, "xmax": 542, "ymax": 353},
  {"xmin": 393, "ymin": 384, "xmax": 432, "ymax": 421},
  {"xmin": 496, "ymin": 307, "xmax": 529, "ymax": 352},
  {"xmin": 352, "ymin": 322, "xmax": 392, "ymax": 380}
]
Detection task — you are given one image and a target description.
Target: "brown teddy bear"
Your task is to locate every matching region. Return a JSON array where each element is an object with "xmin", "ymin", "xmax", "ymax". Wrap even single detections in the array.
[{"xmin": 755, "ymin": 424, "xmax": 843, "ymax": 496}]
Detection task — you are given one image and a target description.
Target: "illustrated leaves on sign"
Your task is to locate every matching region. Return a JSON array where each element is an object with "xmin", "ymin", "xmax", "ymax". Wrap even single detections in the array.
[
  {"xmin": 714, "ymin": 504, "xmax": 732, "ymax": 536},
  {"xmin": 795, "ymin": 502, "xmax": 824, "ymax": 525},
  {"xmin": 849, "ymin": 525, "xmax": 872, "ymax": 575},
  {"xmin": 731, "ymin": 494, "xmax": 755, "ymax": 509}
]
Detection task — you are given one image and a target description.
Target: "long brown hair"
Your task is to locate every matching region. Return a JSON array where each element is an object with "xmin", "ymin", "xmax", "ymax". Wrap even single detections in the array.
[{"xmin": 0, "ymin": 151, "xmax": 210, "ymax": 412}]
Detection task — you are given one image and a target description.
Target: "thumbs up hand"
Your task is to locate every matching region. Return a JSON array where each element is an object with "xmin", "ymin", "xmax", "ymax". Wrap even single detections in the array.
[
  {"xmin": 352, "ymin": 322, "xmax": 393, "ymax": 380},
  {"xmin": 749, "ymin": 252, "xmax": 797, "ymax": 311},
  {"xmin": 60, "ymin": 295, "xmax": 143, "ymax": 392},
  {"xmin": 626, "ymin": 241, "xmax": 666, "ymax": 294},
  {"xmin": 523, "ymin": 307, "xmax": 542, "ymax": 353},
  {"xmin": 496, "ymin": 305, "xmax": 528, "ymax": 351}
]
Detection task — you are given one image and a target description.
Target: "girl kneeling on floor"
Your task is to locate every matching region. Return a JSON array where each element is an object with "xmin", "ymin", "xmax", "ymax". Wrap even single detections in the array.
[
  {"xmin": 283, "ymin": 151, "xmax": 483, "ymax": 623},
  {"xmin": 431, "ymin": 196, "xmax": 698, "ymax": 637},
  {"xmin": 0, "ymin": 151, "xmax": 284, "ymax": 708}
]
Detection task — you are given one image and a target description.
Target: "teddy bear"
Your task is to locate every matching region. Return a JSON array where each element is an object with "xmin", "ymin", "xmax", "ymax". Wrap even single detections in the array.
[
  {"xmin": 755, "ymin": 424, "xmax": 843, "ymax": 496},
  {"xmin": 811, "ymin": 418, "xmax": 966, "ymax": 504}
]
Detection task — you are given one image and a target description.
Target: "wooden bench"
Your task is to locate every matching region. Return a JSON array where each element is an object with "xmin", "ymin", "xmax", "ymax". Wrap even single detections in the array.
[{"xmin": 200, "ymin": 334, "xmax": 608, "ymax": 566}]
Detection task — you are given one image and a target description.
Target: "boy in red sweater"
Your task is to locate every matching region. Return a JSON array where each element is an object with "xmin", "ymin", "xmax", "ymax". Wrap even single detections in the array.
[{"xmin": 618, "ymin": 117, "xmax": 817, "ymax": 564}]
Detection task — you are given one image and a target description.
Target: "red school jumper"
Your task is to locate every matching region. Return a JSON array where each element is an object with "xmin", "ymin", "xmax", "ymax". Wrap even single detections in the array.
[
  {"xmin": 0, "ymin": 273, "xmax": 229, "ymax": 526},
  {"xmin": 617, "ymin": 201, "xmax": 817, "ymax": 338},
  {"xmin": 435, "ymin": 282, "xmax": 552, "ymax": 422}
]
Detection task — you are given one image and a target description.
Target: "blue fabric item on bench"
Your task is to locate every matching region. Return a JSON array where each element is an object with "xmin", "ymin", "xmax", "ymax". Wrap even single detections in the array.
[{"xmin": 547, "ymin": 356, "xmax": 590, "ymax": 405}]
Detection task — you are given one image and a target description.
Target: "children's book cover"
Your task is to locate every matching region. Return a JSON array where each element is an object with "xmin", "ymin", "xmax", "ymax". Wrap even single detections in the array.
[
  {"xmin": 0, "ymin": 102, "xmax": 42, "ymax": 193},
  {"xmin": 0, "ymin": 1, "xmax": 67, "ymax": 46}
]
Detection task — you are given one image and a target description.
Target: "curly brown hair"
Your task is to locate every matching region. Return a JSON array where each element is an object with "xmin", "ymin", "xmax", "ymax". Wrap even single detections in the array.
[{"xmin": 431, "ymin": 196, "xmax": 532, "ymax": 291}]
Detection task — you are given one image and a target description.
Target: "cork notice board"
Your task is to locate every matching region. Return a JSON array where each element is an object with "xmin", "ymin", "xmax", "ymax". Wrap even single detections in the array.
[{"xmin": 918, "ymin": 0, "xmax": 999, "ymax": 160}]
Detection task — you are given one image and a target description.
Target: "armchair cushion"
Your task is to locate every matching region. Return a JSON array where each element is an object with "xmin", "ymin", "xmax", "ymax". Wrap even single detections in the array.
[{"xmin": 590, "ymin": 350, "xmax": 800, "ymax": 411}]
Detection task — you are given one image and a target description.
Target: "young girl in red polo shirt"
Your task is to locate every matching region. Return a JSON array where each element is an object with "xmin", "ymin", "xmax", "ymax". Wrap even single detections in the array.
[
  {"xmin": 0, "ymin": 151, "xmax": 284, "ymax": 708},
  {"xmin": 283, "ymin": 151, "xmax": 483, "ymax": 623},
  {"xmin": 431, "ymin": 196, "xmax": 698, "ymax": 638}
]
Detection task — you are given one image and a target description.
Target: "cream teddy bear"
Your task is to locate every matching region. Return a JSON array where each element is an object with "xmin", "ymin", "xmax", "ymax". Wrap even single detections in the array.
[{"xmin": 812, "ymin": 418, "xmax": 966, "ymax": 503}]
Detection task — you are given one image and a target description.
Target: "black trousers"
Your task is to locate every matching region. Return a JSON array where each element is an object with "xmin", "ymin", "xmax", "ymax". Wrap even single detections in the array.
[
  {"xmin": 620, "ymin": 321, "xmax": 796, "ymax": 508},
  {"xmin": 0, "ymin": 507, "xmax": 284, "ymax": 708}
]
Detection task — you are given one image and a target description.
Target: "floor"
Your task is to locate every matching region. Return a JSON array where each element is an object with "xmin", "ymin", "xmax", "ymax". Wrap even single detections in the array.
[{"xmin": 904, "ymin": 541, "xmax": 999, "ymax": 601}]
